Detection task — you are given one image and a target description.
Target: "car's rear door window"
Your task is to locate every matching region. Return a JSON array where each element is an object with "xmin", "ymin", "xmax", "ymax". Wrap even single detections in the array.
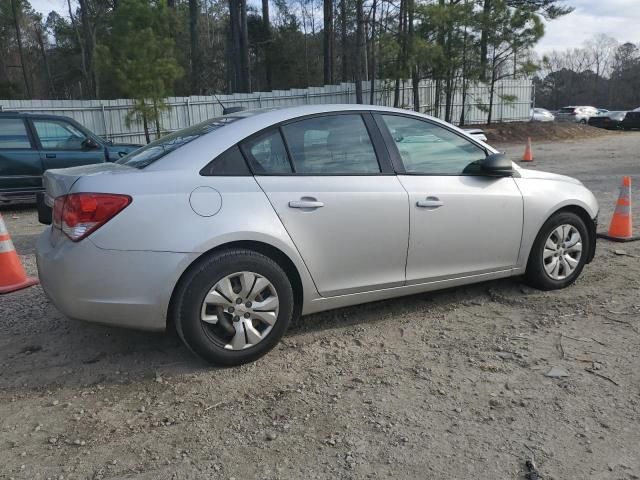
[
  {"xmin": 241, "ymin": 128, "xmax": 292, "ymax": 174},
  {"xmin": 280, "ymin": 114, "xmax": 380, "ymax": 174},
  {"xmin": 380, "ymin": 114, "xmax": 486, "ymax": 175},
  {"xmin": 0, "ymin": 118, "xmax": 32, "ymax": 149}
]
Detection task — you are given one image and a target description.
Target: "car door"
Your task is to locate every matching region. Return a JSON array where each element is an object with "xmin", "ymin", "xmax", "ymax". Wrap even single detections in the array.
[
  {"xmin": 30, "ymin": 118, "xmax": 105, "ymax": 171},
  {"xmin": 246, "ymin": 113, "xmax": 409, "ymax": 297},
  {"xmin": 0, "ymin": 117, "xmax": 43, "ymax": 194},
  {"xmin": 375, "ymin": 113, "xmax": 523, "ymax": 284}
]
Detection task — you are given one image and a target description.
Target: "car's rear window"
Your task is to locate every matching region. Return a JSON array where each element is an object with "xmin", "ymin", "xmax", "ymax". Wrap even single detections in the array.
[
  {"xmin": 558, "ymin": 107, "xmax": 575, "ymax": 114},
  {"xmin": 117, "ymin": 116, "xmax": 241, "ymax": 168}
]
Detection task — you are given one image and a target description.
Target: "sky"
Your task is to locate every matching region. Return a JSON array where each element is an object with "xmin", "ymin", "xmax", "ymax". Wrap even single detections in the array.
[
  {"xmin": 536, "ymin": 0, "xmax": 640, "ymax": 54},
  {"xmin": 29, "ymin": 0, "xmax": 640, "ymax": 55}
]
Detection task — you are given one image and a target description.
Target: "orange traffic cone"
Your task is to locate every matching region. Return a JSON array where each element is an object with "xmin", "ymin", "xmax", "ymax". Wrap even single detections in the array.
[
  {"xmin": 598, "ymin": 176, "xmax": 638, "ymax": 242},
  {"xmin": 0, "ymin": 214, "xmax": 39, "ymax": 294},
  {"xmin": 522, "ymin": 137, "xmax": 534, "ymax": 162}
]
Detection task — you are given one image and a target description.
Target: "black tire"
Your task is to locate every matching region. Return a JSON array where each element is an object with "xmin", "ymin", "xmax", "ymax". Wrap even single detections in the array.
[
  {"xmin": 173, "ymin": 248, "xmax": 294, "ymax": 366},
  {"xmin": 525, "ymin": 212, "xmax": 590, "ymax": 290},
  {"xmin": 580, "ymin": 119, "xmax": 587, "ymax": 125}
]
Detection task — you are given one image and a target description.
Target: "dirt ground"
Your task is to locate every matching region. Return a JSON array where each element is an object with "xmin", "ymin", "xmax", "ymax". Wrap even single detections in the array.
[
  {"xmin": 1, "ymin": 133, "xmax": 639, "ymax": 480},
  {"xmin": 481, "ymin": 121, "xmax": 618, "ymax": 144}
]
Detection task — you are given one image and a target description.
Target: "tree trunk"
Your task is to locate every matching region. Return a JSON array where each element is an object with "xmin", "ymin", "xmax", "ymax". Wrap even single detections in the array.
[
  {"xmin": 354, "ymin": 0, "xmax": 364, "ymax": 103},
  {"xmin": 459, "ymin": 21, "xmax": 469, "ymax": 126},
  {"xmin": 10, "ymin": 0, "xmax": 31, "ymax": 99},
  {"xmin": 34, "ymin": 21, "xmax": 55, "ymax": 98},
  {"xmin": 340, "ymin": 0, "xmax": 347, "ymax": 82},
  {"xmin": 154, "ymin": 103, "xmax": 161, "ymax": 139},
  {"xmin": 369, "ymin": 0, "xmax": 377, "ymax": 104},
  {"xmin": 393, "ymin": 0, "xmax": 405, "ymax": 107},
  {"xmin": 78, "ymin": 0, "xmax": 98, "ymax": 97},
  {"xmin": 408, "ymin": 0, "xmax": 418, "ymax": 111},
  {"xmin": 189, "ymin": 0, "xmax": 201, "ymax": 94},
  {"xmin": 67, "ymin": 0, "xmax": 88, "ymax": 98},
  {"xmin": 479, "ymin": 0, "xmax": 491, "ymax": 81},
  {"xmin": 143, "ymin": 110, "xmax": 150, "ymax": 144},
  {"xmin": 239, "ymin": 0, "xmax": 250, "ymax": 92},
  {"xmin": 228, "ymin": 0, "xmax": 241, "ymax": 92},
  {"xmin": 487, "ymin": 69, "xmax": 496, "ymax": 124},
  {"xmin": 262, "ymin": 0, "xmax": 272, "ymax": 90},
  {"xmin": 323, "ymin": 0, "xmax": 333, "ymax": 84}
]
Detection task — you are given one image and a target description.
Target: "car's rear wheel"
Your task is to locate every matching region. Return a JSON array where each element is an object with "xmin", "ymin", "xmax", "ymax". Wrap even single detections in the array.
[
  {"xmin": 525, "ymin": 212, "xmax": 589, "ymax": 290},
  {"xmin": 173, "ymin": 249, "xmax": 294, "ymax": 366}
]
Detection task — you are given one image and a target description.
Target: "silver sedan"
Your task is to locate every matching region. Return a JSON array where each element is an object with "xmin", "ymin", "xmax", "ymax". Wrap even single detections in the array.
[{"xmin": 36, "ymin": 105, "xmax": 598, "ymax": 365}]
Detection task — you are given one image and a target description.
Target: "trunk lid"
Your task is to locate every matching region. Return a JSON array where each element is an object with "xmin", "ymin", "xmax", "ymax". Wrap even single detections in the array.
[{"xmin": 43, "ymin": 163, "xmax": 138, "ymax": 201}]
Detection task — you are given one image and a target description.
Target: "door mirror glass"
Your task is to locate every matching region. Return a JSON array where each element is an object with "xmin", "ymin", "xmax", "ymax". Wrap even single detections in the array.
[{"xmin": 481, "ymin": 153, "xmax": 513, "ymax": 176}]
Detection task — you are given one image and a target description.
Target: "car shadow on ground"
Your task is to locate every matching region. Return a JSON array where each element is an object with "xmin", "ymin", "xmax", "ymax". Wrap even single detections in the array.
[{"xmin": 0, "ymin": 276, "xmax": 524, "ymax": 393}]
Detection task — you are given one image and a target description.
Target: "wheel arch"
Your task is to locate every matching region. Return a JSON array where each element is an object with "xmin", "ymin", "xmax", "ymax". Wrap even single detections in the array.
[
  {"xmin": 526, "ymin": 204, "xmax": 597, "ymax": 268},
  {"xmin": 166, "ymin": 240, "xmax": 305, "ymax": 330}
]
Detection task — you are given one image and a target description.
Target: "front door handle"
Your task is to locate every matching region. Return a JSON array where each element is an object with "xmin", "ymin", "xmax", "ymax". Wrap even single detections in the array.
[
  {"xmin": 45, "ymin": 153, "xmax": 56, "ymax": 159},
  {"xmin": 416, "ymin": 197, "xmax": 444, "ymax": 208},
  {"xmin": 289, "ymin": 198, "xmax": 324, "ymax": 209}
]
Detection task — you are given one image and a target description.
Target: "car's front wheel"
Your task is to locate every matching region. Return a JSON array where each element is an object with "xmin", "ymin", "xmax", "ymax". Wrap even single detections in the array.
[
  {"xmin": 173, "ymin": 249, "xmax": 294, "ymax": 366},
  {"xmin": 525, "ymin": 212, "xmax": 589, "ymax": 290}
]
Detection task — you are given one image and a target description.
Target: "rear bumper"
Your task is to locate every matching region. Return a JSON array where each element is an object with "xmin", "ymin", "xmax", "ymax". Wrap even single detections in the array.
[{"xmin": 36, "ymin": 230, "xmax": 196, "ymax": 331}]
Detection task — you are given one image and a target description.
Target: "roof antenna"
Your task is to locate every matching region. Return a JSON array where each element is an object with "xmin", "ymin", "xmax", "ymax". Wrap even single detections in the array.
[{"xmin": 212, "ymin": 92, "xmax": 244, "ymax": 116}]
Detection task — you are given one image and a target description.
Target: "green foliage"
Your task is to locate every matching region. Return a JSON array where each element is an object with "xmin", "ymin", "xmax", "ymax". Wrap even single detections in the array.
[{"xmin": 99, "ymin": 0, "xmax": 183, "ymax": 132}]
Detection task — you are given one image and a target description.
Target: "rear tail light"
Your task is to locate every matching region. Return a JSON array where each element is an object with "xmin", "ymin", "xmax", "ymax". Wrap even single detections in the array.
[
  {"xmin": 53, "ymin": 193, "xmax": 131, "ymax": 241},
  {"xmin": 569, "ymin": 112, "xmax": 577, "ymax": 116}
]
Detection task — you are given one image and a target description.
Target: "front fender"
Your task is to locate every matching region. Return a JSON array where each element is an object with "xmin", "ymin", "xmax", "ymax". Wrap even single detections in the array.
[{"xmin": 515, "ymin": 177, "xmax": 599, "ymax": 271}]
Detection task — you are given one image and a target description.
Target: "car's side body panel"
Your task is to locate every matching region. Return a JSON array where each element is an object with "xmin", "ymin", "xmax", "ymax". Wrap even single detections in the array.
[
  {"xmin": 398, "ymin": 175, "xmax": 523, "ymax": 283},
  {"xmin": 256, "ymin": 175, "xmax": 410, "ymax": 296}
]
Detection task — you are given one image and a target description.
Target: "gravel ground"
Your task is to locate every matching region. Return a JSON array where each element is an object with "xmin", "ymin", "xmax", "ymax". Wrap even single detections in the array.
[{"xmin": 1, "ymin": 133, "xmax": 639, "ymax": 480}]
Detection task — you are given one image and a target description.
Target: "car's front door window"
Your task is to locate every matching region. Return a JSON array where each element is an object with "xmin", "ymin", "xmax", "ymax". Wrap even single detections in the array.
[
  {"xmin": 380, "ymin": 114, "xmax": 486, "ymax": 175},
  {"xmin": 33, "ymin": 120, "xmax": 88, "ymax": 150}
]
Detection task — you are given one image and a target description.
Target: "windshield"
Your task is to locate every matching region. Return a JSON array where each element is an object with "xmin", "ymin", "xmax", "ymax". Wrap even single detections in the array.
[
  {"xmin": 558, "ymin": 107, "xmax": 575, "ymax": 114},
  {"xmin": 117, "ymin": 116, "xmax": 242, "ymax": 168}
]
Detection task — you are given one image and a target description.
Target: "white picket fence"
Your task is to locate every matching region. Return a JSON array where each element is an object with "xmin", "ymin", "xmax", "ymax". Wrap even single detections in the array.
[{"xmin": 0, "ymin": 79, "xmax": 533, "ymax": 144}]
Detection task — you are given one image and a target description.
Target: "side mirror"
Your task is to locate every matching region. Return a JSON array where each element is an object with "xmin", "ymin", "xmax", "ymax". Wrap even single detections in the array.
[
  {"xmin": 481, "ymin": 153, "xmax": 513, "ymax": 176},
  {"xmin": 83, "ymin": 138, "xmax": 100, "ymax": 150}
]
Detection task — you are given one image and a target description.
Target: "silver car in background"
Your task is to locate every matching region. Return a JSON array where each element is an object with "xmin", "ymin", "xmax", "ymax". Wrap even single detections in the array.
[
  {"xmin": 530, "ymin": 108, "xmax": 555, "ymax": 122},
  {"xmin": 36, "ymin": 105, "xmax": 598, "ymax": 365},
  {"xmin": 555, "ymin": 106, "xmax": 599, "ymax": 124}
]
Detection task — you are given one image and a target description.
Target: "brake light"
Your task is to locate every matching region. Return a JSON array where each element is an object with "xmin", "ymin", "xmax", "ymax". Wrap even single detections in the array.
[
  {"xmin": 569, "ymin": 112, "xmax": 577, "ymax": 116},
  {"xmin": 53, "ymin": 193, "xmax": 131, "ymax": 241}
]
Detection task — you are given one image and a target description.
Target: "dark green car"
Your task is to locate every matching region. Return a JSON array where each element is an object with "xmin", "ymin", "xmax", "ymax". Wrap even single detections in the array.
[{"xmin": 0, "ymin": 112, "xmax": 142, "ymax": 202}]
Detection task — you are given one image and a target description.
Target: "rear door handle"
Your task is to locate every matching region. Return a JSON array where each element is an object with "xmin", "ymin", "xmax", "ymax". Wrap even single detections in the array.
[
  {"xmin": 416, "ymin": 197, "xmax": 444, "ymax": 208},
  {"xmin": 45, "ymin": 153, "xmax": 56, "ymax": 159},
  {"xmin": 289, "ymin": 199, "xmax": 324, "ymax": 209}
]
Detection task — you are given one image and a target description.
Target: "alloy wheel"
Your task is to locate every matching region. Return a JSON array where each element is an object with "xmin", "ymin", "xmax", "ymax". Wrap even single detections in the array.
[
  {"xmin": 200, "ymin": 271, "xmax": 279, "ymax": 350},
  {"xmin": 543, "ymin": 224, "xmax": 583, "ymax": 280}
]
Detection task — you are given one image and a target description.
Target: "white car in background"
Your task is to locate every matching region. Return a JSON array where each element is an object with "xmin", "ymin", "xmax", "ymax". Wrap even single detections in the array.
[
  {"xmin": 555, "ymin": 106, "xmax": 599, "ymax": 124},
  {"xmin": 462, "ymin": 128, "xmax": 488, "ymax": 142},
  {"xmin": 530, "ymin": 108, "xmax": 555, "ymax": 122}
]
